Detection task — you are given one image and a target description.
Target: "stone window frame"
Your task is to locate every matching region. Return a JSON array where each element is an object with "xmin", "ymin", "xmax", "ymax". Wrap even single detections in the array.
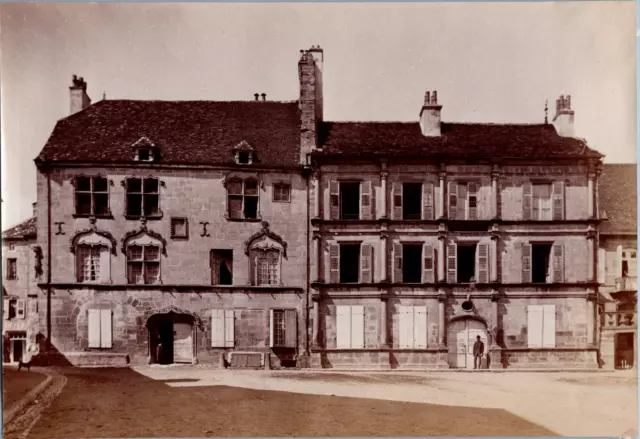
[
  {"xmin": 273, "ymin": 182, "xmax": 291, "ymax": 203},
  {"xmin": 71, "ymin": 174, "xmax": 113, "ymax": 219},
  {"xmin": 6, "ymin": 258, "xmax": 17, "ymax": 280},
  {"xmin": 170, "ymin": 217, "xmax": 189, "ymax": 240},
  {"xmin": 132, "ymin": 136, "xmax": 158, "ymax": 162},
  {"xmin": 125, "ymin": 242, "xmax": 162, "ymax": 285},
  {"xmin": 223, "ymin": 174, "xmax": 262, "ymax": 222},
  {"xmin": 122, "ymin": 176, "xmax": 164, "ymax": 220},
  {"xmin": 70, "ymin": 226, "xmax": 117, "ymax": 284}
]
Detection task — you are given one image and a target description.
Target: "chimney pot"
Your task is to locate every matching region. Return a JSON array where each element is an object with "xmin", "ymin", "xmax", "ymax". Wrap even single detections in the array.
[
  {"xmin": 424, "ymin": 91, "xmax": 430, "ymax": 106},
  {"xmin": 69, "ymin": 74, "xmax": 91, "ymax": 115},
  {"xmin": 552, "ymin": 93, "xmax": 575, "ymax": 137},
  {"xmin": 254, "ymin": 93, "xmax": 259, "ymax": 101},
  {"xmin": 261, "ymin": 93, "xmax": 266, "ymax": 101},
  {"xmin": 419, "ymin": 90, "xmax": 442, "ymax": 137},
  {"xmin": 432, "ymin": 90, "xmax": 438, "ymax": 105}
]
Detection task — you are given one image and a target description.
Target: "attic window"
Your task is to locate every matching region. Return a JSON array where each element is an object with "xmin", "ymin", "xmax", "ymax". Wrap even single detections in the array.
[
  {"xmin": 237, "ymin": 151, "xmax": 251, "ymax": 165},
  {"xmin": 132, "ymin": 137, "xmax": 157, "ymax": 162},
  {"xmin": 232, "ymin": 140, "xmax": 255, "ymax": 165},
  {"xmin": 138, "ymin": 149, "xmax": 151, "ymax": 162}
]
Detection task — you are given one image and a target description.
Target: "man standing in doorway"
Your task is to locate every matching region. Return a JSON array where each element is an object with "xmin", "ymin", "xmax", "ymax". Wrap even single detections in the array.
[{"xmin": 473, "ymin": 335, "xmax": 484, "ymax": 369}]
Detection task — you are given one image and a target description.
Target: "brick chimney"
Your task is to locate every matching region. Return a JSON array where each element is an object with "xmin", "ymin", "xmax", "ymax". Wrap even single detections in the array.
[
  {"xmin": 298, "ymin": 45, "xmax": 324, "ymax": 164},
  {"xmin": 69, "ymin": 75, "xmax": 91, "ymax": 115},
  {"xmin": 552, "ymin": 94, "xmax": 575, "ymax": 137},
  {"xmin": 419, "ymin": 90, "xmax": 442, "ymax": 137}
]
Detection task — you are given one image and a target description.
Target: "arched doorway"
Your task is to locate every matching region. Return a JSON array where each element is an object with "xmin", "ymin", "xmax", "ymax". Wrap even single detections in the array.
[
  {"xmin": 447, "ymin": 317, "xmax": 489, "ymax": 369},
  {"xmin": 146, "ymin": 308, "xmax": 200, "ymax": 364}
]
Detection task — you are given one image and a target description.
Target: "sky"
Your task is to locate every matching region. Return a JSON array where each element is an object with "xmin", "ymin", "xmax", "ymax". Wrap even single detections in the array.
[{"xmin": 0, "ymin": 2, "xmax": 636, "ymax": 230}]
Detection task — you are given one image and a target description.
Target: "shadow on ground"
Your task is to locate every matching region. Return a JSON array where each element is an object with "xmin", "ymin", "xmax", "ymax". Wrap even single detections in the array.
[{"xmin": 23, "ymin": 367, "xmax": 556, "ymax": 438}]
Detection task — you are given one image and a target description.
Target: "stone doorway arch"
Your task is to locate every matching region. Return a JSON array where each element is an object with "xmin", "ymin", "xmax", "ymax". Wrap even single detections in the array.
[
  {"xmin": 145, "ymin": 306, "xmax": 202, "ymax": 365},
  {"xmin": 447, "ymin": 316, "xmax": 490, "ymax": 369}
]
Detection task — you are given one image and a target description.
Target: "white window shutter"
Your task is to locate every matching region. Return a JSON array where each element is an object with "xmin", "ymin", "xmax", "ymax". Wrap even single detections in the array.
[
  {"xmin": 476, "ymin": 243, "xmax": 489, "ymax": 284},
  {"xmin": 446, "ymin": 242, "xmax": 457, "ymax": 283},
  {"xmin": 423, "ymin": 244, "xmax": 435, "ymax": 283},
  {"xmin": 336, "ymin": 306, "xmax": 351, "ymax": 348},
  {"xmin": 224, "ymin": 310, "xmax": 235, "ymax": 347},
  {"xmin": 598, "ymin": 248, "xmax": 606, "ymax": 284},
  {"xmin": 527, "ymin": 305, "xmax": 543, "ymax": 348},
  {"xmin": 467, "ymin": 181, "xmax": 478, "ymax": 220},
  {"xmin": 422, "ymin": 182, "xmax": 434, "ymax": 220},
  {"xmin": 350, "ymin": 306, "xmax": 365, "ymax": 349},
  {"xmin": 394, "ymin": 242, "xmax": 403, "ymax": 283},
  {"xmin": 28, "ymin": 298, "xmax": 38, "ymax": 317},
  {"xmin": 3, "ymin": 299, "xmax": 9, "ymax": 320},
  {"xmin": 398, "ymin": 306, "xmax": 411, "ymax": 348},
  {"xmin": 360, "ymin": 244, "xmax": 372, "ymax": 284},
  {"xmin": 392, "ymin": 182, "xmax": 403, "ymax": 220},
  {"xmin": 522, "ymin": 182, "xmax": 533, "ymax": 220},
  {"xmin": 617, "ymin": 245, "xmax": 623, "ymax": 277},
  {"xmin": 552, "ymin": 181, "xmax": 565, "ymax": 220},
  {"xmin": 414, "ymin": 306, "xmax": 428, "ymax": 348},
  {"xmin": 552, "ymin": 243, "xmax": 564, "ymax": 283},
  {"xmin": 269, "ymin": 309, "xmax": 275, "ymax": 348},
  {"xmin": 88, "ymin": 309, "xmax": 101, "ymax": 348},
  {"xmin": 448, "ymin": 181, "xmax": 458, "ymax": 219},
  {"xmin": 284, "ymin": 309, "xmax": 297, "ymax": 348},
  {"xmin": 211, "ymin": 309, "xmax": 224, "ymax": 347},
  {"xmin": 100, "ymin": 309, "xmax": 112, "ymax": 348},
  {"xmin": 329, "ymin": 243, "xmax": 340, "ymax": 283},
  {"xmin": 16, "ymin": 299, "xmax": 26, "ymax": 319},
  {"xmin": 457, "ymin": 183, "xmax": 467, "ymax": 220},
  {"xmin": 360, "ymin": 181, "xmax": 373, "ymax": 220},
  {"xmin": 522, "ymin": 243, "xmax": 532, "ymax": 283},
  {"xmin": 329, "ymin": 180, "xmax": 340, "ymax": 220},
  {"xmin": 542, "ymin": 305, "xmax": 556, "ymax": 347},
  {"xmin": 99, "ymin": 247, "xmax": 110, "ymax": 283}
]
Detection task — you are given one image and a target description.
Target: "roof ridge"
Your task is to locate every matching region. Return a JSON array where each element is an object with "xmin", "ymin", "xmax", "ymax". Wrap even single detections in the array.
[
  {"xmin": 94, "ymin": 99, "xmax": 300, "ymax": 104},
  {"xmin": 323, "ymin": 120, "xmax": 549, "ymax": 126}
]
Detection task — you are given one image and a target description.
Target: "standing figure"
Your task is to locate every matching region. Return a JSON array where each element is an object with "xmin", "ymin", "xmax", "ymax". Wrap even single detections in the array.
[{"xmin": 473, "ymin": 335, "xmax": 484, "ymax": 369}]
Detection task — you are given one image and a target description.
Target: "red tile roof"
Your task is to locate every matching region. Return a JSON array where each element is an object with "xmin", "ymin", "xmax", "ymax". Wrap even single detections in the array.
[
  {"xmin": 600, "ymin": 164, "xmax": 637, "ymax": 235},
  {"xmin": 2, "ymin": 217, "xmax": 36, "ymax": 240},
  {"xmin": 315, "ymin": 122, "xmax": 603, "ymax": 159},
  {"xmin": 36, "ymin": 100, "xmax": 302, "ymax": 167}
]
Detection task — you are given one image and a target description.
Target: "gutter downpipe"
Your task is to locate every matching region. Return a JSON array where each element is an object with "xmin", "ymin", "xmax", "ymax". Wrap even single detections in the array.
[
  {"xmin": 303, "ymin": 154, "xmax": 312, "ymax": 360},
  {"xmin": 46, "ymin": 168, "xmax": 52, "ymax": 355}
]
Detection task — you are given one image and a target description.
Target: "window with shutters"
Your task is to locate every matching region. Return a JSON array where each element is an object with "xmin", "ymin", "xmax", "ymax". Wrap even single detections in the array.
[
  {"xmin": 340, "ymin": 182, "xmax": 360, "ymax": 220},
  {"xmin": 88, "ymin": 308, "xmax": 112, "ymax": 349},
  {"xmin": 622, "ymin": 249, "xmax": 637, "ymax": 277},
  {"xmin": 524, "ymin": 242, "xmax": 563, "ymax": 283},
  {"xmin": 74, "ymin": 176, "xmax": 110, "ymax": 217},
  {"xmin": 125, "ymin": 177, "xmax": 161, "ymax": 218},
  {"xmin": 273, "ymin": 183, "xmax": 291, "ymax": 203},
  {"xmin": 3, "ymin": 298, "xmax": 18, "ymax": 320},
  {"xmin": 402, "ymin": 244, "xmax": 422, "ymax": 283},
  {"xmin": 270, "ymin": 309, "xmax": 297, "ymax": 348},
  {"xmin": 170, "ymin": 218, "xmax": 188, "ymax": 239},
  {"xmin": 126, "ymin": 244, "xmax": 160, "ymax": 284},
  {"xmin": 6, "ymin": 258, "xmax": 17, "ymax": 280},
  {"xmin": 211, "ymin": 309, "xmax": 235, "ymax": 347},
  {"xmin": 457, "ymin": 244, "xmax": 477, "ymax": 283},
  {"xmin": 531, "ymin": 244, "xmax": 552, "ymax": 283},
  {"xmin": 532, "ymin": 184, "xmax": 552, "ymax": 220},
  {"xmin": 448, "ymin": 181, "xmax": 479, "ymax": 220},
  {"xmin": 336, "ymin": 305, "xmax": 365, "ymax": 349},
  {"xmin": 339, "ymin": 243, "xmax": 361, "ymax": 283},
  {"xmin": 527, "ymin": 304, "xmax": 556, "ymax": 348},
  {"xmin": 227, "ymin": 177, "xmax": 260, "ymax": 220},
  {"xmin": 397, "ymin": 305, "xmax": 428, "ymax": 348},
  {"xmin": 210, "ymin": 249, "xmax": 233, "ymax": 285},
  {"xmin": 403, "ymin": 183, "xmax": 422, "ymax": 220}
]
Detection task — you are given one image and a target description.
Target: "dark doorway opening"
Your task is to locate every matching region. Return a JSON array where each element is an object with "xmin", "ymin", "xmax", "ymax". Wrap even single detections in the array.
[
  {"xmin": 457, "ymin": 244, "xmax": 476, "ymax": 283},
  {"xmin": 532, "ymin": 244, "xmax": 552, "ymax": 283},
  {"xmin": 12, "ymin": 339, "xmax": 24, "ymax": 363},
  {"xmin": 403, "ymin": 244, "xmax": 422, "ymax": 283},
  {"xmin": 148, "ymin": 313, "xmax": 195, "ymax": 365},
  {"xmin": 615, "ymin": 332, "xmax": 635, "ymax": 369}
]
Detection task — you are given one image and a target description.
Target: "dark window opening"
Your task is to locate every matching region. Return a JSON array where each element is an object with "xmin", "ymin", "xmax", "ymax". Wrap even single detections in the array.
[
  {"xmin": 211, "ymin": 250, "xmax": 233, "ymax": 285},
  {"xmin": 138, "ymin": 149, "xmax": 150, "ymax": 161},
  {"xmin": 170, "ymin": 218, "xmax": 188, "ymax": 239},
  {"xmin": 622, "ymin": 260, "xmax": 629, "ymax": 277},
  {"xmin": 8, "ymin": 299, "xmax": 17, "ymax": 319},
  {"xmin": 340, "ymin": 183, "xmax": 360, "ymax": 220},
  {"xmin": 403, "ymin": 244, "xmax": 422, "ymax": 283},
  {"xmin": 340, "ymin": 243, "xmax": 360, "ymax": 283},
  {"xmin": 75, "ymin": 176, "xmax": 109, "ymax": 216},
  {"xmin": 126, "ymin": 177, "xmax": 160, "ymax": 217},
  {"xmin": 457, "ymin": 244, "xmax": 476, "ymax": 283},
  {"xmin": 7, "ymin": 258, "xmax": 17, "ymax": 280},
  {"xmin": 403, "ymin": 183, "xmax": 422, "ymax": 220},
  {"xmin": 238, "ymin": 152, "xmax": 250, "ymax": 164},
  {"xmin": 532, "ymin": 244, "xmax": 552, "ymax": 283}
]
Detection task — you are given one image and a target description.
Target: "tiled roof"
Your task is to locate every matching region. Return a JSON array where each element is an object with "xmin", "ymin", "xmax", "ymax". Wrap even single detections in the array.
[
  {"xmin": 315, "ymin": 122, "xmax": 603, "ymax": 159},
  {"xmin": 36, "ymin": 100, "xmax": 302, "ymax": 167},
  {"xmin": 2, "ymin": 217, "xmax": 36, "ymax": 240},
  {"xmin": 600, "ymin": 163, "xmax": 637, "ymax": 235}
]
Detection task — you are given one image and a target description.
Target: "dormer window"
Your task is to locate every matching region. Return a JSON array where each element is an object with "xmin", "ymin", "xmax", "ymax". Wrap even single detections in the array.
[
  {"xmin": 233, "ymin": 140, "xmax": 255, "ymax": 165},
  {"xmin": 238, "ymin": 151, "xmax": 251, "ymax": 165},
  {"xmin": 132, "ymin": 137, "xmax": 157, "ymax": 162},
  {"xmin": 138, "ymin": 149, "xmax": 151, "ymax": 162}
]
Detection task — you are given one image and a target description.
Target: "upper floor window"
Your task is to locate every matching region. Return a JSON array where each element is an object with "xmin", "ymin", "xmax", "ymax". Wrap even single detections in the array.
[
  {"xmin": 522, "ymin": 242, "xmax": 564, "ymax": 283},
  {"xmin": 622, "ymin": 249, "xmax": 637, "ymax": 277},
  {"xmin": 77, "ymin": 246, "xmax": 101, "ymax": 282},
  {"xmin": 6, "ymin": 258, "xmax": 17, "ymax": 280},
  {"xmin": 125, "ymin": 178, "xmax": 160, "ymax": 218},
  {"xmin": 393, "ymin": 243, "xmax": 436, "ymax": 283},
  {"xmin": 2, "ymin": 298, "xmax": 24, "ymax": 320},
  {"xmin": 210, "ymin": 249, "xmax": 233, "ymax": 285},
  {"xmin": 227, "ymin": 178, "xmax": 259, "ymax": 220},
  {"xmin": 273, "ymin": 184, "xmax": 291, "ymax": 203},
  {"xmin": 170, "ymin": 218, "xmax": 188, "ymax": 239},
  {"xmin": 448, "ymin": 181, "xmax": 478, "ymax": 220},
  {"xmin": 72, "ymin": 231, "xmax": 114, "ymax": 284},
  {"xmin": 75, "ymin": 176, "xmax": 109, "ymax": 216},
  {"xmin": 446, "ymin": 242, "xmax": 490, "ymax": 284},
  {"xmin": 232, "ymin": 141, "xmax": 255, "ymax": 165},
  {"xmin": 393, "ymin": 182, "xmax": 435, "ymax": 220},
  {"xmin": 127, "ymin": 245, "xmax": 160, "ymax": 284},
  {"xmin": 329, "ymin": 181, "xmax": 373, "ymax": 220},
  {"xmin": 523, "ymin": 181, "xmax": 564, "ymax": 220},
  {"xmin": 329, "ymin": 242, "xmax": 373, "ymax": 284},
  {"xmin": 254, "ymin": 249, "xmax": 280, "ymax": 286},
  {"xmin": 132, "ymin": 136, "xmax": 157, "ymax": 162}
]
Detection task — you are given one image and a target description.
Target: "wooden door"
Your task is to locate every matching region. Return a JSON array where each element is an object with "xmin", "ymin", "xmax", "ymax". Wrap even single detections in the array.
[
  {"xmin": 447, "ymin": 320, "xmax": 467, "ymax": 368},
  {"xmin": 173, "ymin": 322, "xmax": 193, "ymax": 363}
]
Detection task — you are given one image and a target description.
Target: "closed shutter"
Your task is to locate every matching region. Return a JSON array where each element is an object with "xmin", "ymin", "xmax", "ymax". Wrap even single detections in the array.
[
  {"xmin": 285, "ymin": 309, "xmax": 297, "ymax": 348},
  {"xmin": 360, "ymin": 244, "xmax": 372, "ymax": 283},
  {"xmin": 457, "ymin": 183, "xmax": 467, "ymax": 220},
  {"xmin": 477, "ymin": 243, "xmax": 489, "ymax": 284},
  {"xmin": 398, "ymin": 306, "xmax": 412, "ymax": 348},
  {"xmin": 422, "ymin": 182, "xmax": 434, "ymax": 220},
  {"xmin": 350, "ymin": 306, "xmax": 365, "ymax": 348},
  {"xmin": 522, "ymin": 182, "xmax": 533, "ymax": 220},
  {"xmin": 336, "ymin": 306, "xmax": 351, "ymax": 348},
  {"xmin": 100, "ymin": 309, "xmax": 112, "ymax": 348},
  {"xmin": 597, "ymin": 248, "xmax": 606, "ymax": 284},
  {"xmin": 446, "ymin": 243, "xmax": 457, "ymax": 283},
  {"xmin": 329, "ymin": 180, "xmax": 340, "ymax": 220},
  {"xmin": 448, "ymin": 181, "xmax": 458, "ymax": 219},
  {"xmin": 467, "ymin": 182, "xmax": 478, "ymax": 220},
  {"xmin": 210, "ymin": 251, "xmax": 220, "ymax": 285},
  {"xmin": 542, "ymin": 305, "xmax": 556, "ymax": 347},
  {"xmin": 329, "ymin": 243, "xmax": 340, "ymax": 283},
  {"xmin": 423, "ymin": 244, "xmax": 435, "ymax": 283},
  {"xmin": 413, "ymin": 306, "xmax": 428, "ymax": 348},
  {"xmin": 552, "ymin": 243, "xmax": 564, "ymax": 283},
  {"xmin": 28, "ymin": 299, "xmax": 37, "ymax": 317},
  {"xmin": 361, "ymin": 181, "xmax": 373, "ymax": 220},
  {"xmin": 88, "ymin": 309, "xmax": 101, "ymax": 348},
  {"xmin": 522, "ymin": 243, "xmax": 532, "ymax": 283},
  {"xmin": 393, "ymin": 182, "xmax": 403, "ymax": 220},
  {"xmin": 16, "ymin": 299, "xmax": 25, "ymax": 319},
  {"xmin": 2, "ymin": 299, "xmax": 8, "ymax": 320},
  {"xmin": 269, "ymin": 309, "xmax": 275, "ymax": 348},
  {"xmin": 99, "ymin": 247, "xmax": 110, "ymax": 283},
  {"xmin": 527, "ymin": 305, "xmax": 543, "ymax": 348},
  {"xmin": 552, "ymin": 181, "xmax": 565, "ymax": 220},
  {"xmin": 394, "ymin": 243, "xmax": 403, "ymax": 283},
  {"xmin": 211, "ymin": 309, "xmax": 225, "ymax": 347},
  {"xmin": 224, "ymin": 310, "xmax": 235, "ymax": 347},
  {"xmin": 617, "ymin": 245, "xmax": 623, "ymax": 277}
]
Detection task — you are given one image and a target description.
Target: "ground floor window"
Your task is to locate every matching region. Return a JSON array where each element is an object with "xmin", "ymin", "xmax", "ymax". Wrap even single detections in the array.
[
  {"xmin": 526, "ymin": 305, "xmax": 556, "ymax": 348},
  {"xmin": 88, "ymin": 309, "xmax": 113, "ymax": 348},
  {"xmin": 211, "ymin": 309, "xmax": 235, "ymax": 347},
  {"xmin": 397, "ymin": 305, "xmax": 428, "ymax": 348},
  {"xmin": 336, "ymin": 305, "xmax": 365, "ymax": 348},
  {"xmin": 270, "ymin": 309, "xmax": 297, "ymax": 348}
]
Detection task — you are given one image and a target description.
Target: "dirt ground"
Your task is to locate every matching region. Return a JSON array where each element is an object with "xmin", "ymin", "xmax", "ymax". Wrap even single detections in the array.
[
  {"xmin": 2, "ymin": 367, "xmax": 47, "ymax": 410},
  {"xmin": 24, "ymin": 368, "xmax": 554, "ymax": 438}
]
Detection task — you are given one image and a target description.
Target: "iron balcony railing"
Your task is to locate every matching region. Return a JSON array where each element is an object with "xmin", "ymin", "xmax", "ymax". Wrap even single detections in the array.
[{"xmin": 615, "ymin": 276, "xmax": 638, "ymax": 292}]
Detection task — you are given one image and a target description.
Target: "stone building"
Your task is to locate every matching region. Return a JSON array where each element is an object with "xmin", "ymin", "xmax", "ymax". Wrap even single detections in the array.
[
  {"xmin": 301, "ymin": 49, "xmax": 605, "ymax": 369},
  {"xmin": 598, "ymin": 163, "xmax": 637, "ymax": 369},
  {"xmin": 34, "ymin": 76, "xmax": 309, "ymax": 367},
  {"xmin": 2, "ymin": 203, "xmax": 42, "ymax": 363}
]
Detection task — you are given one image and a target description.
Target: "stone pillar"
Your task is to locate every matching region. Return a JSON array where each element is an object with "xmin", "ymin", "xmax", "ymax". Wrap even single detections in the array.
[
  {"xmin": 437, "ymin": 229, "xmax": 446, "ymax": 282},
  {"xmin": 380, "ymin": 231, "xmax": 388, "ymax": 282},
  {"xmin": 490, "ymin": 225, "xmax": 499, "ymax": 283},
  {"xmin": 380, "ymin": 297, "xmax": 389, "ymax": 348},
  {"xmin": 438, "ymin": 171, "xmax": 446, "ymax": 219},
  {"xmin": 491, "ymin": 165, "xmax": 500, "ymax": 219},
  {"xmin": 587, "ymin": 228, "xmax": 596, "ymax": 282},
  {"xmin": 312, "ymin": 297, "xmax": 321, "ymax": 348},
  {"xmin": 380, "ymin": 166, "xmax": 388, "ymax": 219},
  {"xmin": 311, "ymin": 235, "xmax": 319, "ymax": 283},
  {"xmin": 314, "ymin": 232, "xmax": 324, "ymax": 283},
  {"xmin": 438, "ymin": 294, "xmax": 446, "ymax": 347},
  {"xmin": 312, "ymin": 169, "xmax": 321, "ymax": 219},
  {"xmin": 588, "ymin": 171, "xmax": 595, "ymax": 219},
  {"xmin": 489, "ymin": 291, "xmax": 503, "ymax": 369},
  {"xmin": 586, "ymin": 294, "xmax": 595, "ymax": 346}
]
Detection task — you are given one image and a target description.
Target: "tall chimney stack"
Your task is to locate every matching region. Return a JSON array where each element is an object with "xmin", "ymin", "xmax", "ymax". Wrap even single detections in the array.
[
  {"xmin": 419, "ymin": 90, "xmax": 442, "ymax": 137},
  {"xmin": 298, "ymin": 45, "xmax": 324, "ymax": 164},
  {"xmin": 552, "ymin": 94, "xmax": 575, "ymax": 137},
  {"xmin": 69, "ymin": 75, "xmax": 91, "ymax": 115}
]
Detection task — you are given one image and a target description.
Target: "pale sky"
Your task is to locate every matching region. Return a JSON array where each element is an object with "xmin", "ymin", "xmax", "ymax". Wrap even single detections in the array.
[{"xmin": 0, "ymin": 2, "xmax": 636, "ymax": 230}]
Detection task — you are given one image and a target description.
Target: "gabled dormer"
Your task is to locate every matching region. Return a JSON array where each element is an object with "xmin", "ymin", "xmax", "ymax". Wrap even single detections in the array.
[
  {"xmin": 132, "ymin": 136, "xmax": 158, "ymax": 162},
  {"xmin": 232, "ymin": 140, "xmax": 255, "ymax": 165}
]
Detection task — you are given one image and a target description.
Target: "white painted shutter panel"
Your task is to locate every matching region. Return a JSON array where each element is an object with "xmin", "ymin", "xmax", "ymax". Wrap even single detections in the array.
[
  {"xmin": 336, "ymin": 306, "xmax": 351, "ymax": 348},
  {"xmin": 224, "ymin": 310, "xmax": 235, "ymax": 347},
  {"xmin": 3, "ymin": 299, "xmax": 9, "ymax": 319},
  {"xmin": 522, "ymin": 182, "xmax": 533, "ymax": 220},
  {"xmin": 446, "ymin": 243, "xmax": 457, "ymax": 283},
  {"xmin": 360, "ymin": 244, "xmax": 372, "ymax": 283},
  {"xmin": 100, "ymin": 309, "xmax": 112, "ymax": 348},
  {"xmin": 423, "ymin": 244, "xmax": 435, "ymax": 283},
  {"xmin": 361, "ymin": 181, "xmax": 373, "ymax": 220},
  {"xmin": 392, "ymin": 182, "xmax": 403, "ymax": 220},
  {"xmin": 476, "ymin": 243, "xmax": 489, "ymax": 284},
  {"xmin": 522, "ymin": 243, "xmax": 532, "ymax": 283},
  {"xmin": 398, "ymin": 306, "xmax": 411, "ymax": 348},
  {"xmin": 329, "ymin": 243, "xmax": 340, "ymax": 283},
  {"xmin": 527, "ymin": 305, "xmax": 543, "ymax": 348},
  {"xmin": 413, "ymin": 306, "xmax": 428, "ymax": 348},
  {"xmin": 422, "ymin": 182, "xmax": 434, "ymax": 220},
  {"xmin": 211, "ymin": 309, "xmax": 224, "ymax": 347},
  {"xmin": 448, "ymin": 181, "xmax": 458, "ymax": 219},
  {"xmin": 269, "ymin": 309, "xmax": 274, "ymax": 348},
  {"xmin": 28, "ymin": 299, "xmax": 38, "ymax": 317},
  {"xmin": 542, "ymin": 305, "xmax": 556, "ymax": 348},
  {"xmin": 394, "ymin": 242, "xmax": 403, "ymax": 283},
  {"xmin": 552, "ymin": 181, "xmax": 565, "ymax": 220},
  {"xmin": 350, "ymin": 306, "xmax": 365, "ymax": 348},
  {"xmin": 88, "ymin": 309, "xmax": 101, "ymax": 348},
  {"xmin": 552, "ymin": 243, "xmax": 564, "ymax": 283},
  {"xmin": 457, "ymin": 183, "xmax": 467, "ymax": 220},
  {"xmin": 99, "ymin": 248, "xmax": 110, "ymax": 283},
  {"xmin": 16, "ymin": 299, "xmax": 26, "ymax": 319},
  {"xmin": 467, "ymin": 182, "xmax": 478, "ymax": 220},
  {"xmin": 597, "ymin": 248, "xmax": 606, "ymax": 284}
]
